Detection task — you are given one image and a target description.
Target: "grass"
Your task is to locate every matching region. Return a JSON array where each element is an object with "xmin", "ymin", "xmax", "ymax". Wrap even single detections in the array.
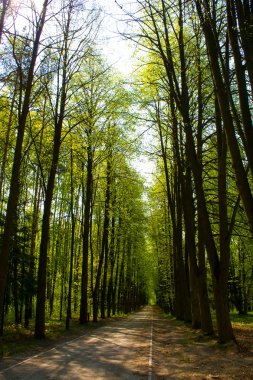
[
  {"xmin": 162, "ymin": 312, "xmax": 187, "ymax": 326},
  {"xmin": 162, "ymin": 309, "xmax": 253, "ymax": 327},
  {"xmin": 161, "ymin": 309, "xmax": 253, "ymax": 346},
  {"xmin": 1, "ymin": 309, "xmax": 252, "ymax": 358},
  {"xmin": 230, "ymin": 312, "xmax": 253, "ymax": 350},
  {"xmin": 0, "ymin": 316, "xmax": 94, "ymax": 358},
  {"xmin": 0, "ymin": 311, "xmax": 132, "ymax": 359},
  {"xmin": 230, "ymin": 312, "xmax": 253, "ymax": 327}
]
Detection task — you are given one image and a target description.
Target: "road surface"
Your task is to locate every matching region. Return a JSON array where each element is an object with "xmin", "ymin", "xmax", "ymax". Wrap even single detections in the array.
[
  {"xmin": 0, "ymin": 306, "xmax": 154, "ymax": 379},
  {"xmin": 1, "ymin": 306, "xmax": 253, "ymax": 379}
]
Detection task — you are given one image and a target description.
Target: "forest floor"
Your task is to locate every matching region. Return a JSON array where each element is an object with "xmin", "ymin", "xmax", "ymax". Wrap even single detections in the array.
[
  {"xmin": 0, "ymin": 306, "xmax": 252, "ymax": 379},
  {"xmin": 152, "ymin": 309, "xmax": 253, "ymax": 379}
]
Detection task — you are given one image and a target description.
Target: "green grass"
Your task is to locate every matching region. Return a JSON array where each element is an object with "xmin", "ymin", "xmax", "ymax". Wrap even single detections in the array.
[
  {"xmin": 230, "ymin": 312, "xmax": 253, "ymax": 326},
  {"xmin": 1, "ymin": 309, "xmax": 252, "ymax": 358},
  {"xmin": 162, "ymin": 309, "xmax": 253, "ymax": 327},
  {"xmin": 0, "ymin": 311, "xmax": 132, "ymax": 358},
  {"xmin": 161, "ymin": 312, "xmax": 194, "ymax": 330},
  {"xmin": 0, "ymin": 317, "xmax": 91, "ymax": 358}
]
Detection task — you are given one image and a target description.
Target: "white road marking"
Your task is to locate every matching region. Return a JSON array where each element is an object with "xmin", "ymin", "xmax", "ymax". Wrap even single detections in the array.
[{"xmin": 148, "ymin": 309, "xmax": 154, "ymax": 380}]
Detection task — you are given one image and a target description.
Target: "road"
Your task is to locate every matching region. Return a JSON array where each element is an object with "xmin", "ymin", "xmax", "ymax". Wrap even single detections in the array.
[
  {"xmin": 1, "ymin": 306, "xmax": 253, "ymax": 379},
  {"xmin": 0, "ymin": 306, "xmax": 154, "ymax": 379}
]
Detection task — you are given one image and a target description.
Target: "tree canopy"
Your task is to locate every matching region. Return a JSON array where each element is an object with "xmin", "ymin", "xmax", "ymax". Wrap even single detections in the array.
[{"xmin": 0, "ymin": 0, "xmax": 252, "ymax": 345}]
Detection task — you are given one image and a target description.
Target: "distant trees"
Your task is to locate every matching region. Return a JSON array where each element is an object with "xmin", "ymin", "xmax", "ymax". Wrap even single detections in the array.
[{"xmin": 34, "ymin": 0, "xmax": 98, "ymax": 340}]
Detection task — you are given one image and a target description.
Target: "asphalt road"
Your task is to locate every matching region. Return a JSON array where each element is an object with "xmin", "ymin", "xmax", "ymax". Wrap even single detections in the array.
[{"xmin": 0, "ymin": 306, "xmax": 154, "ymax": 380}]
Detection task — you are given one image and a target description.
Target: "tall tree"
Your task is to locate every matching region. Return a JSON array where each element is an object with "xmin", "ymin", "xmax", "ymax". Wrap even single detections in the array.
[
  {"xmin": 123, "ymin": 0, "xmax": 234, "ymax": 342},
  {"xmin": 0, "ymin": 0, "xmax": 50, "ymax": 334},
  {"xmin": 35, "ymin": 0, "xmax": 98, "ymax": 338},
  {"xmin": 195, "ymin": 0, "xmax": 253, "ymax": 233}
]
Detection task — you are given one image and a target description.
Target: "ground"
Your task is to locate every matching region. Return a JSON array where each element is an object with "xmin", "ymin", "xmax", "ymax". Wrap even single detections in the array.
[
  {"xmin": 152, "ymin": 308, "xmax": 253, "ymax": 379},
  {"xmin": 0, "ymin": 306, "xmax": 252, "ymax": 379}
]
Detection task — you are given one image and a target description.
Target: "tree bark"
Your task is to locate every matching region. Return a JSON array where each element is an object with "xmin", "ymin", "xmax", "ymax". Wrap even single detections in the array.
[
  {"xmin": 234, "ymin": 0, "xmax": 253, "ymax": 98},
  {"xmin": 93, "ymin": 158, "xmax": 111, "ymax": 322},
  {"xmin": 182, "ymin": 168, "xmax": 201, "ymax": 328},
  {"xmin": 66, "ymin": 148, "xmax": 76, "ymax": 330},
  {"xmin": 195, "ymin": 0, "xmax": 253, "ymax": 235},
  {"xmin": 80, "ymin": 140, "xmax": 93, "ymax": 324},
  {"xmin": 226, "ymin": 0, "xmax": 253, "ymax": 176},
  {"xmin": 107, "ymin": 214, "xmax": 115, "ymax": 318},
  {"xmin": 34, "ymin": 138, "xmax": 62, "ymax": 338},
  {"xmin": 215, "ymin": 97, "xmax": 234, "ymax": 342},
  {"xmin": 100, "ymin": 159, "xmax": 112, "ymax": 318}
]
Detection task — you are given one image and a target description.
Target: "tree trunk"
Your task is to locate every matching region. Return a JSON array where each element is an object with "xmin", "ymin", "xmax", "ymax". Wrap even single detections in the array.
[
  {"xmin": 197, "ymin": 222, "xmax": 214, "ymax": 335},
  {"xmin": 0, "ymin": 0, "xmax": 49, "ymax": 335},
  {"xmin": 195, "ymin": 0, "xmax": 253, "ymax": 235},
  {"xmin": 80, "ymin": 141, "xmax": 93, "ymax": 324},
  {"xmin": 156, "ymin": 100, "xmax": 190, "ymax": 320},
  {"xmin": 234, "ymin": 0, "xmax": 253, "ymax": 98},
  {"xmin": 93, "ymin": 158, "xmax": 111, "ymax": 322},
  {"xmin": 66, "ymin": 148, "xmax": 76, "ymax": 330},
  {"xmin": 34, "ymin": 1, "xmax": 74, "ymax": 336},
  {"xmin": 174, "ymin": 172, "xmax": 191, "ymax": 321},
  {"xmin": 0, "ymin": 84, "xmax": 17, "ymax": 204},
  {"xmin": 182, "ymin": 168, "xmax": 201, "ymax": 328},
  {"xmin": 117, "ymin": 241, "xmax": 126, "ymax": 315},
  {"xmin": 112, "ymin": 233, "xmax": 121, "ymax": 315},
  {"xmin": 214, "ymin": 277, "xmax": 233, "ymax": 343},
  {"xmin": 196, "ymin": 36, "xmax": 214, "ymax": 336},
  {"xmin": 100, "ymin": 159, "xmax": 112, "ymax": 319},
  {"xmin": 35, "ymin": 160, "xmax": 60, "ymax": 338},
  {"xmin": 107, "ymin": 215, "xmax": 115, "ymax": 318},
  {"xmin": 226, "ymin": 0, "xmax": 253, "ymax": 176},
  {"xmin": 24, "ymin": 123, "xmax": 43, "ymax": 328},
  {"xmin": 215, "ymin": 97, "xmax": 234, "ymax": 342}
]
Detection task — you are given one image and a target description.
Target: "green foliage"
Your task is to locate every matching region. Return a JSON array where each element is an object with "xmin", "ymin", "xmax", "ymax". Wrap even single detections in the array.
[
  {"xmin": 1, "ymin": 0, "xmax": 253, "ymax": 348},
  {"xmin": 230, "ymin": 313, "xmax": 253, "ymax": 327}
]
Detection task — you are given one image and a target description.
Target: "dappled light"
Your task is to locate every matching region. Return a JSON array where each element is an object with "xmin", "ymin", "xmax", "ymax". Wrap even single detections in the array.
[
  {"xmin": 0, "ymin": 0, "xmax": 253, "ymax": 378},
  {"xmin": 1, "ymin": 307, "xmax": 252, "ymax": 379}
]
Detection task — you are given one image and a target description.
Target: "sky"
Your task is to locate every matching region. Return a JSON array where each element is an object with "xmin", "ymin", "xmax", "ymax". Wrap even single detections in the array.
[
  {"xmin": 95, "ymin": 0, "xmax": 136, "ymax": 75},
  {"xmin": 95, "ymin": 0, "xmax": 156, "ymax": 186},
  {"xmin": 12, "ymin": 0, "xmax": 136, "ymax": 76},
  {"xmin": 12, "ymin": 0, "xmax": 155, "ymax": 185}
]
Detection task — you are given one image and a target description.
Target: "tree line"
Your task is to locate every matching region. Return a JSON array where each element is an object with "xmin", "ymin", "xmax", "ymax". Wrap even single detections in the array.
[
  {"xmin": 123, "ymin": 0, "xmax": 253, "ymax": 344},
  {"xmin": 0, "ymin": 0, "xmax": 150, "ymax": 339},
  {"xmin": 0, "ymin": 0, "xmax": 253, "ymax": 346}
]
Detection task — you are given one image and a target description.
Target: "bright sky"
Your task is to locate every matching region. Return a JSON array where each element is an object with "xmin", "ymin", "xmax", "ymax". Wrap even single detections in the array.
[
  {"xmin": 96, "ymin": 0, "xmax": 136, "ymax": 75},
  {"xmin": 12, "ymin": 0, "xmax": 135, "ymax": 74},
  {"xmin": 10, "ymin": 0, "xmax": 155, "ymax": 184},
  {"xmin": 96, "ymin": 0, "xmax": 156, "ymax": 185},
  {"xmin": 11, "ymin": 0, "xmax": 42, "ymax": 11},
  {"xmin": 31, "ymin": 0, "xmax": 41, "ymax": 8}
]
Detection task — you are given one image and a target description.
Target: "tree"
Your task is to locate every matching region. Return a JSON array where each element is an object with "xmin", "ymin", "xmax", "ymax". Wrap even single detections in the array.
[
  {"xmin": 35, "ymin": 0, "xmax": 98, "ymax": 338},
  {"xmin": 136, "ymin": 46, "xmax": 213, "ymax": 332},
  {"xmin": 0, "ymin": 0, "xmax": 50, "ymax": 335},
  {"xmin": 123, "ymin": 0, "xmax": 234, "ymax": 342},
  {"xmin": 195, "ymin": 0, "xmax": 253, "ymax": 233}
]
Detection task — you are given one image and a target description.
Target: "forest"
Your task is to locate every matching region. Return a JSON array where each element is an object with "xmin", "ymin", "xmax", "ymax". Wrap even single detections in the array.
[{"xmin": 0, "ymin": 0, "xmax": 252, "ymax": 349}]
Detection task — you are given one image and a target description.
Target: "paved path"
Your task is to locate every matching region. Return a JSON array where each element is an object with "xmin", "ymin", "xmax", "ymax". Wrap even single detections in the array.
[
  {"xmin": 0, "ymin": 306, "xmax": 154, "ymax": 379},
  {"xmin": 1, "ymin": 306, "xmax": 252, "ymax": 379}
]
